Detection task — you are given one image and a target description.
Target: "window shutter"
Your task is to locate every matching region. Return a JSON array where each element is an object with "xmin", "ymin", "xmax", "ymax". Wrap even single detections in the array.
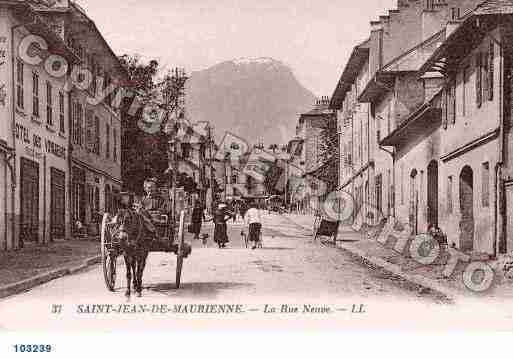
[
  {"xmin": 442, "ymin": 88, "xmax": 448, "ymax": 129},
  {"xmin": 488, "ymin": 42, "xmax": 494, "ymax": 101},
  {"xmin": 450, "ymin": 78, "xmax": 456, "ymax": 125},
  {"xmin": 483, "ymin": 51, "xmax": 489, "ymax": 102},
  {"xmin": 476, "ymin": 52, "xmax": 482, "ymax": 108}
]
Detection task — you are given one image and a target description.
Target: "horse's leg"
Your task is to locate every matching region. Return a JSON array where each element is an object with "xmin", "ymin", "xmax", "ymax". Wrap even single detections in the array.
[
  {"xmin": 131, "ymin": 259, "xmax": 137, "ymax": 296},
  {"xmin": 124, "ymin": 254, "xmax": 132, "ymax": 298},
  {"xmin": 136, "ymin": 250, "xmax": 148, "ymax": 296}
]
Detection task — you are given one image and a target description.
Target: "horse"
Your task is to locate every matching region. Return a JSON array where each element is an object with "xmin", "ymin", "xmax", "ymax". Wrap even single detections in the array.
[{"xmin": 112, "ymin": 207, "xmax": 151, "ymax": 298}]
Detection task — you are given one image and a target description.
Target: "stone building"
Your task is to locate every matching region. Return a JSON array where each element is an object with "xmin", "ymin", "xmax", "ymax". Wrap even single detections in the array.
[
  {"xmin": 330, "ymin": 0, "xmax": 513, "ymax": 257},
  {"xmin": 416, "ymin": 0, "xmax": 513, "ymax": 256},
  {"xmin": 61, "ymin": 3, "xmax": 128, "ymax": 236},
  {"xmin": 0, "ymin": 0, "xmax": 79, "ymax": 249}
]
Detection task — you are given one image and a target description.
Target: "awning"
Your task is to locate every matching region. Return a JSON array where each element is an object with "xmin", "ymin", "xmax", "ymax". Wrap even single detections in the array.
[
  {"xmin": 358, "ymin": 71, "xmax": 413, "ymax": 103},
  {"xmin": 380, "ymin": 106, "xmax": 441, "ymax": 147}
]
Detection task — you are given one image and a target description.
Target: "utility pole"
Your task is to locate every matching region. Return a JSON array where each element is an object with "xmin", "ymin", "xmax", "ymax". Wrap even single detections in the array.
[
  {"xmin": 162, "ymin": 67, "xmax": 188, "ymax": 238},
  {"xmin": 207, "ymin": 124, "xmax": 216, "ymax": 215}
]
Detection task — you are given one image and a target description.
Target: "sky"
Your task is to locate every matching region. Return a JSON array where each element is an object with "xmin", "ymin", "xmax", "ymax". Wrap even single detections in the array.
[{"xmin": 77, "ymin": 0, "xmax": 397, "ymax": 97}]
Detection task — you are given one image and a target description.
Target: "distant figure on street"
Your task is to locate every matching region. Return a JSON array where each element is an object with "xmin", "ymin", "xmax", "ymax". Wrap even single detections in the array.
[
  {"xmin": 245, "ymin": 201, "xmax": 262, "ymax": 250},
  {"xmin": 214, "ymin": 203, "xmax": 231, "ymax": 248},
  {"xmin": 191, "ymin": 200, "xmax": 205, "ymax": 240}
]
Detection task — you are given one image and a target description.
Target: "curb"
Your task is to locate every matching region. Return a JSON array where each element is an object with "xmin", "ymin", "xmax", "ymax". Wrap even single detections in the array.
[
  {"xmin": 284, "ymin": 215, "xmax": 459, "ymax": 301},
  {"xmin": 0, "ymin": 255, "xmax": 101, "ymax": 299}
]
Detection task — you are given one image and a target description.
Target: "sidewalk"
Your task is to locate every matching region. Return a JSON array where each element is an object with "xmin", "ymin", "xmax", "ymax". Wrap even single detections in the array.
[
  {"xmin": 0, "ymin": 239, "xmax": 100, "ymax": 298},
  {"xmin": 284, "ymin": 213, "xmax": 513, "ymax": 301}
]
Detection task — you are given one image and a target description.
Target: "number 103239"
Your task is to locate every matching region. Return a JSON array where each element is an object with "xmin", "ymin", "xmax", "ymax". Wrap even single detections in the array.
[{"xmin": 13, "ymin": 345, "xmax": 52, "ymax": 353}]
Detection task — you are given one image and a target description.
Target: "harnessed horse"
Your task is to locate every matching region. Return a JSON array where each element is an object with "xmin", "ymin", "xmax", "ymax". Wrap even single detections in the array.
[{"xmin": 112, "ymin": 208, "xmax": 151, "ymax": 298}]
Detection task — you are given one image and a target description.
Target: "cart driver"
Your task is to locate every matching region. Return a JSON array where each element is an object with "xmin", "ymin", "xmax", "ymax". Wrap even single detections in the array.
[{"xmin": 137, "ymin": 177, "xmax": 170, "ymax": 235}]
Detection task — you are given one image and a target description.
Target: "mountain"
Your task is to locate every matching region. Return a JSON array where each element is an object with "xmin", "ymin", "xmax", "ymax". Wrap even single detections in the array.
[{"xmin": 185, "ymin": 57, "xmax": 316, "ymax": 146}]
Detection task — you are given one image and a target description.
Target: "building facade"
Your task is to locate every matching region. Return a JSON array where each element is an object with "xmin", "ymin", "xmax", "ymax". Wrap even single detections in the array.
[
  {"xmin": 0, "ymin": 0, "xmax": 127, "ymax": 250},
  {"xmin": 329, "ymin": 0, "xmax": 513, "ymax": 258},
  {"xmin": 62, "ymin": 3, "xmax": 127, "ymax": 236},
  {"xmin": 0, "ymin": 0, "xmax": 79, "ymax": 249}
]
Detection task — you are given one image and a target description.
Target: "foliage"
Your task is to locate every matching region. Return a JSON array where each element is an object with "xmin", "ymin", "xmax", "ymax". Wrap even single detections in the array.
[{"xmin": 119, "ymin": 55, "xmax": 168, "ymax": 194}]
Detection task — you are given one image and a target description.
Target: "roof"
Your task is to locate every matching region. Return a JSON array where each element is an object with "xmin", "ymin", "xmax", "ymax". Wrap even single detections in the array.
[
  {"xmin": 358, "ymin": 30, "xmax": 445, "ymax": 104},
  {"xmin": 329, "ymin": 38, "xmax": 370, "ymax": 109},
  {"xmin": 380, "ymin": 88, "xmax": 443, "ymax": 147},
  {"xmin": 474, "ymin": 0, "xmax": 513, "ymax": 15},
  {"xmin": 68, "ymin": 2, "xmax": 129, "ymax": 81},
  {"xmin": 28, "ymin": 1, "xmax": 129, "ymax": 81},
  {"xmin": 420, "ymin": 0, "xmax": 513, "ymax": 75},
  {"xmin": 8, "ymin": 2, "xmax": 80, "ymax": 64}
]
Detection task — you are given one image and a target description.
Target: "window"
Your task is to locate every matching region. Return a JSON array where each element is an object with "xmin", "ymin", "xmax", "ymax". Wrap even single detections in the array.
[
  {"xmin": 181, "ymin": 143, "xmax": 191, "ymax": 159},
  {"xmin": 32, "ymin": 72, "xmax": 39, "ymax": 117},
  {"xmin": 106, "ymin": 124, "xmax": 110, "ymax": 159},
  {"xmin": 447, "ymin": 176, "xmax": 453, "ymax": 214},
  {"xmin": 94, "ymin": 116, "xmax": 100, "ymax": 155},
  {"xmin": 85, "ymin": 110, "xmax": 93, "ymax": 150},
  {"xmin": 113, "ymin": 128, "xmax": 118, "ymax": 162},
  {"xmin": 400, "ymin": 164, "xmax": 404, "ymax": 205},
  {"xmin": 488, "ymin": 42, "xmax": 494, "ymax": 101},
  {"xmin": 462, "ymin": 66, "xmax": 469, "ymax": 116},
  {"xmin": 375, "ymin": 174, "xmax": 382, "ymax": 213},
  {"xmin": 476, "ymin": 52, "xmax": 482, "ymax": 108},
  {"xmin": 46, "ymin": 82, "xmax": 53, "ymax": 125},
  {"xmin": 16, "ymin": 59, "xmax": 24, "ymax": 109},
  {"xmin": 482, "ymin": 162, "xmax": 490, "ymax": 207},
  {"xmin": 73, "ymin": 103, "xmax": 83, "ymax": 146},
  {"xmin": 447, "ymin": 77, "xmax": 456, "ymax": 125},
  {"xmin": 59, "ymin": 92, "xmax": 65, "ymax": 133},
  {"xmin": 104, "ymin": 72, "xmax": 112, "ymax": 107}
]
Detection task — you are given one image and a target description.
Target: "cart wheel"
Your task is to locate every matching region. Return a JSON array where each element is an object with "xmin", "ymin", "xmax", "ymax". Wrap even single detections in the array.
[
  {"xmin": 175, "ymin": 210, "xmax": 186, "ymax": 289},
  {"xmin": 101, "ymin": 213, "xmax": 117, "ymax": 291}
]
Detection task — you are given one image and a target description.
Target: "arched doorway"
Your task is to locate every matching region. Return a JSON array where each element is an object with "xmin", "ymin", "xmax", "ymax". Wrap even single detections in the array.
[
  {"xmin": 459, "ymin": 166, "xmax": 474, "ymax": 252},
  {"xmin": 427, "ymin": 161, "xmax": 439, "ymax": 228},
  {"xmin": 409, "ymin": 169, "xmax": 418, "ymax": 234}
]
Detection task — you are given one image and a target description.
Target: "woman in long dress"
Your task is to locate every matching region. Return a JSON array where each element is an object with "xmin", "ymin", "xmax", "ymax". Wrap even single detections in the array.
[
  {"xmin": 191, "ymin": 201, "xmax": 205, "ymax": 240},
  {"xmin": 214, "ymin": 203, "xmax": 231, "ymax": 248}
]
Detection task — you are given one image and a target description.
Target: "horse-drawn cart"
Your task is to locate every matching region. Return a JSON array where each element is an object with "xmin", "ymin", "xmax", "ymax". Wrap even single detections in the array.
[{"xmin": 100, "ymin": 191, "xmax": 192, "ymax": 294}]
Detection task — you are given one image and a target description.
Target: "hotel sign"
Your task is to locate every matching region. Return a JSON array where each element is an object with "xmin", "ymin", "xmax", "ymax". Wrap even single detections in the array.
[{"xmin": 14, "ymin": 123, "xmax": 66, "ymax": 159}]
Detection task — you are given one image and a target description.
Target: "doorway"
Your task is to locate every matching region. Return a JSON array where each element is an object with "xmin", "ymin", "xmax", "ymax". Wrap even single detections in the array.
[
  {"xmin": 50, "ymin": 167, "xmax": 66, "ymax": 240},
  {"xmin": 459, "ymin": 165, "xmax": 474, "ymax": 252},
  {"xmin": 427, "ymin": 161, "xmax": 439, "ymax": 228},
  {"xmin": 20, "ymin": 158, "xmax": 40, "ymax": 242},
  {"xmin": 409, "ymin": 169, "xmax": 419, "ymax": 234}
]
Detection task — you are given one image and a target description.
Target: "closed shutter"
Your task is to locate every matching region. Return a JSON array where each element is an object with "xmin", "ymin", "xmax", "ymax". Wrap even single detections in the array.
[
  {"xmin": 488, "ymin": 42, "xmax": 494, "ymax": 101},
  {"xmin": 449, "ymin": 78, "xmax": 456, "ymax": 125},
  {"xmin": 442, "ymin": 88, "xmax": 448, "ymax": 129},
  {"xmin": 483, "ymin": 50, "xmax": 489, "ymax": 102},
  {"xmin": 476, "ymin": 52, "xmax": 482, "ymax": 108}
]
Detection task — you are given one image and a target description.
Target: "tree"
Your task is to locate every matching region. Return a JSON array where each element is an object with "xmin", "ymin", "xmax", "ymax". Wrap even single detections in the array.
[{"xmin": 119, "ymin": 55, "xmax": 167, "ymax": 194}]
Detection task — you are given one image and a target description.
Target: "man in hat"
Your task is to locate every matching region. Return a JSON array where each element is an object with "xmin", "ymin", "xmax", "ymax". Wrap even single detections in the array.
[{"xmin": 138, "ymin": 177, "xmax": 170, "ymax": 235}]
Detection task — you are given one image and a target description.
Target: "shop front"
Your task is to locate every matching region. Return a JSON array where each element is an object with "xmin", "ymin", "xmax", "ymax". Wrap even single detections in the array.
[{"xmin": 14, "ymin": 122, "xmax": 70, "ymax": 245}]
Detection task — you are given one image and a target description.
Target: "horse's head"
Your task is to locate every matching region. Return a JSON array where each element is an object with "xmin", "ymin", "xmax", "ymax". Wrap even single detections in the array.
[{"xmin": 113, "ymin": 208, "xmax": 142, "ymax": 249}]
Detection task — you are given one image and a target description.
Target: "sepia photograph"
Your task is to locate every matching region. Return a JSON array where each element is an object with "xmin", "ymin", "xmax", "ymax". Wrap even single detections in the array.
[{"xmin": 1, "ymin": 1, "xmax": 513, "ymax": 349}]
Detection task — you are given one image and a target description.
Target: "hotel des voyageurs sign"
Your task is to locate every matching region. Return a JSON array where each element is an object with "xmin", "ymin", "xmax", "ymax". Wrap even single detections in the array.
[{"xmin": 14, "ymin": 122, "xmax": 66, "ymax": 160}]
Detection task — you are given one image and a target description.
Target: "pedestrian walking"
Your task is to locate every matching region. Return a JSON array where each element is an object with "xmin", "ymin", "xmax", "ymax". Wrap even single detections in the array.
[
  {"xmin": 190, "ymin": 200, "xmax": 205, "ymax": 240},
  {"xmin": 245, "ymin": 201, "xmax": 262, "ymax": 250},
  {"xmin": 214, "ymin": 203, "xmax": 231, "ymax": 248}
]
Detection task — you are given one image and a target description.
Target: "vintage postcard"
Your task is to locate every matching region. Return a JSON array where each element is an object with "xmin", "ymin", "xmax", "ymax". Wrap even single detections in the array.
[{"xmin": 2, "ymin": 0, "xmax": 513, "ymax": 344}]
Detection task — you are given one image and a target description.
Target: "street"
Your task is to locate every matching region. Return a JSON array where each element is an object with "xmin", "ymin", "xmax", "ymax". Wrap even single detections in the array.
[{"xmin": 1, "ymin": 213, "xmax": 474, "ymax": 331}]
